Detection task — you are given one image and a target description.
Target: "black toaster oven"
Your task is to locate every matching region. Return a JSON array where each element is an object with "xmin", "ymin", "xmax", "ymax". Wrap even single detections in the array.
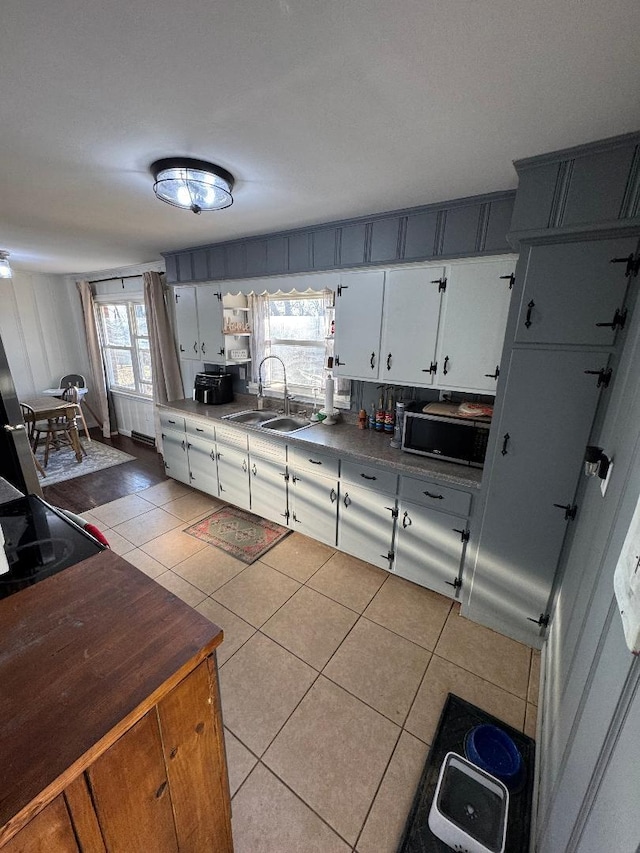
[{"xmin": 194, "ymin": 371, "xmax": 234, "ymax": 405}]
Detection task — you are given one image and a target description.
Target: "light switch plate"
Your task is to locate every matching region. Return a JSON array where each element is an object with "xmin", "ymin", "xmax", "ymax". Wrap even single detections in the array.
[{"xmin": 601, "ymin": 460, "xmax": 614, "ymax": 496}]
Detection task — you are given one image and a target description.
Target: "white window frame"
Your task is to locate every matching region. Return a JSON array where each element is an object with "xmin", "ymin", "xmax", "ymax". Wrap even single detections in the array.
[{"xmin": 96, "ymin": 299, "xmax": 153, "ymax": 398}]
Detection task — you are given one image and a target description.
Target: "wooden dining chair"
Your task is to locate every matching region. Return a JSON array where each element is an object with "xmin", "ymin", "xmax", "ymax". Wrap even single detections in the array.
[
  {"xmin": 62, "ymin": 386, "xmax": 90, "ymax": 441},
  {"xmin": 21, "ymin": 402, "xmax": 78, "ymax": 468},
  {"xmin": 19, "ymin": 404, "xmax": 47, "ymax": 477}
]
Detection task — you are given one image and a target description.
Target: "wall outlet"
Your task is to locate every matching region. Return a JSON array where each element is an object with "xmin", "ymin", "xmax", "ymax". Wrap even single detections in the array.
[{"xmin": 238, "ymin": 366, "xmax": 246, "ymax": 380}]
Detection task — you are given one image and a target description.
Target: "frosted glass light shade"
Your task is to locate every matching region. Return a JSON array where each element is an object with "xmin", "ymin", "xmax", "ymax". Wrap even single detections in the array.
[{"xmin": 150, "ymin": 158, "xmax": 234, "ymax": 214}]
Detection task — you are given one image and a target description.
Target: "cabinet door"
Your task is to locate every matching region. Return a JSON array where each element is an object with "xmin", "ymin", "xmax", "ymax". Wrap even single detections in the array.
[
  {"xmin": 250, "ymin": 454, "xmax": 288, "ymax": 526},
  {"xmin": 87, "ymin": 712, "xmax": 179, "ymax": 853},
  {"xmin": 197, "ymin": 288, "xmax": 224, "ymax": 362},
  {"xmin": 291, "ymin": 470, "xmax": 338, "ymax": 546},
  {"xmin": 216, "ymin": 444, "xmax": 250, "ymax": 510},
  {"xmin": 514, "ymin": 236, "xmax": 636, "ymax": 346},
  {"xmin": 174, "ymin": 286, "xmax": 200, "ymax": 359},
  {"xmin": 471, "ymin": 348, "xmax": 606, "ymax": 641},
  {"xmin": 436, "ymin": 259, "xmax": 514, "ymax": 392},
  {"xmin": 187, "ymin": 434, "xmax": 219, "ymax": 497},
  {"xmin": 395, "ymin": 501, "xmax": 465, "ymax": 598},
  {"xmin": 333, "ymin": 271, "xmax": 384, "ymax": 380},
  {"xmin": 162, "ymin": 428, "xmax": 190, "ymax": 485},
  {"xmin": 379, "ymin": 267, "xmax": 444, "ymax": 385},
  {"xmin": 337, "ymin": 483, "xmax": 395, "ymax": 570},
  {"xmin": 2, "ymin": 796, "xmax": 80, "ymax": 853}
]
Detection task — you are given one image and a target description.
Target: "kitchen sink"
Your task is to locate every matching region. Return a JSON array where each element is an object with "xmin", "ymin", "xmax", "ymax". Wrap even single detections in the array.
[
  {"xmin": 260, "ymin": 416, "xmax": 312, "ymax": 433},
  {"xmin": 223, "ymin": 410, "xmax": 278, "ymax": 425}
]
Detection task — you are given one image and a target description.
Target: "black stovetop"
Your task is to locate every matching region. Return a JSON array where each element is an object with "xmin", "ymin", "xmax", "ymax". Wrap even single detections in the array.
[{"xmin": 0, "ymin": 495, "xmax": 105, "ymax": 599}]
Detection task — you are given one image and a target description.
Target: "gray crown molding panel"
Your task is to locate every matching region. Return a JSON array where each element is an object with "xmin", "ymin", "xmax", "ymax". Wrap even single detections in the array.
[
  {"xmin": 161, "ymin": 189, "xmax": 516, "ymax": 283},
  {"xmin": 509, "ymin": 131, "xmax": 640, "ymax": 242}
]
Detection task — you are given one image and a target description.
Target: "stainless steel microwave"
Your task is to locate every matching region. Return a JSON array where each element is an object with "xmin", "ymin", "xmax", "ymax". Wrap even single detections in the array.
[{"xmin": 402, "ymin": 403, "xmax": 491, "ymax": 468}]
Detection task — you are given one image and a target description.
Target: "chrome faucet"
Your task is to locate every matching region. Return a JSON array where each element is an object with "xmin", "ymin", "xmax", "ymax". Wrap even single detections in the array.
[{"xmin": 258, "ymin": 355, "xmax": 292, "ymax": 415}]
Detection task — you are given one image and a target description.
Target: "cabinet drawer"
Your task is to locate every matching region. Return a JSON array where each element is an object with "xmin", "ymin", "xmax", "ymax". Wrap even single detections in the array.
[
  {"xmin": 340, "ymin": 460, "xmax": 398, "ymax": 494},
  {"xmin": 249, "ymin": 434, "xmax": 287, "ymax": 463},
  {"xmin": 399, "ymin": 475, "xmax": 471, "ymax": 517},
  {"xmin": 185, "ymin": 418, "xmax": 216, "ymax": 443},
  {"xmin": 159, "ymin": 412, "xmax": 185, "ymax": 433},
  {"xmin": 291, "ymin": 447, "xmax": 340, "ymax": 478},
  {"xmin": 215, "ymin": 424, "xmax": 248, "ymax": 450}
]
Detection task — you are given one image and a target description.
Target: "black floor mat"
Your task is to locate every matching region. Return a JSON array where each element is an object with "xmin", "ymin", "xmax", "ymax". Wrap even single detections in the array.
[{"xmin": 397, "ymin": 694, "xmax": 535, "ymax": 853}]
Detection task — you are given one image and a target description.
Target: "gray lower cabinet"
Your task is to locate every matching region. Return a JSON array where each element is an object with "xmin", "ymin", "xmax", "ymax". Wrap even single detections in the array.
[
  {"xmin": 337, "ymin": 482, "xmax": 396, "ymax": 571},
  {"xmin": 394, "ymin": 501, "xmax": 467, "ymax": 599},
  {"xmin": 161, "ymin": 428, "xmax": 190, "ymax": 485},
  {"xmin": 249, "ymin": 453, "xmax": 288, "ymax": 526},
  {"xmin": 216, "ymin": 443, "xmax": 250, "ymax": 511},
  {"xmin": 471, "ymin": 347, "xmax": 607, "ymax": 641},
  {"xmin": 186, "ymin": 434, "xmax": 219, "ymax": 497},
  {"xmin": 290, "ymin": 469, "xmax": 339, "ymax": 546}
]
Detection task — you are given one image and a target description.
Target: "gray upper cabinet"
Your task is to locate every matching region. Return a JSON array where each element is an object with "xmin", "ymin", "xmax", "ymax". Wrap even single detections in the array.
[
  {"xmin": 266, "ymin": 237, "xmax": 287, "ymax": 274},
  {"xmin": 370, "ymin": 217, "xmax": 401, "ymax": 262},
  {"xmin": 192, "ymin": 249, "xmax": 209, "ymax": 281},
  {"xmin": 339, "ymin": 223, "xmax": 367, "ymax": 266},
  {"xmin": 515, "ymin": 236, "xmax": 637, "ymax": 346},
  {"xmin": 208, "ymin": 245, "xmax": 227, "ymax": 280},
  {"xmin": 288, "ymin": 233, "xmax": 310, "ymax": 272},
  {"xmin": 226, "ymin": 243, "xmax": 246, "ymax": 278},
  {"xmin": 441, "ymin": 204, "xmax": 482, "ymax": 256},
  {"xmin": 312, "ymin": 229, "xmax": 337, "ymax": 269},
  {"xmin": 404, "ymin": 210, "xmax": 439, "ymax": 260},
  {"xmin": 245, "ymin": 240, "xmax": 267, "ymax": 276},
  {"xmin": 177, "ymin": 252, "xmax": 194, "ymax": 282}
]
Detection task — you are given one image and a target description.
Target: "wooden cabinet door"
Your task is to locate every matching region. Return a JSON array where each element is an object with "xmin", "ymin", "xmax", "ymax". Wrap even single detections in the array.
[
  {"xmin": 157, "ymin": 661, "xmax": 233, "ymax": 853},
  {"xmin": 394, "ymin": 501, "xmax": 465, "ymax": 598},
  {"xmin": 197, "ymin": 288, "xmax": 225, "ymax": 363},
  {"xmin": 216, "ymin": 444, "xmax": 250, "ymax": 510},
  {"xmin": 249, "ymin": 454, "xmax": 288, "ymax": 526},
  {"xmin": 173, "ymin": 286, "xmax": 200, "ymax": 359},
  {"xmin": 337, "ymin": 483, "xmax": 395, "ymax": 570},
  {"xmin": 514, "ymin": 236, "xmax": 636, "ymax": 346},
  {"xmin": 290, "ymin": 470, "xmax": 339, "ymax": 546},
  {"xmin": 186, "ymin": 434, "xmax": 219, "ymax": 497},
  {"xmin": 380, "ymin": 267, "xmax": 444, "ymax": 385},
  {"xmin": 471, "ymin": 348, "xmax": 605, "ymax": 643},
  {"xmin": 436, "ymin": 258, "xmax": 514, "ymax": 393},
  {"xmin": 87, "ymin": 712, "xmax": 178, "ymax": 853},
  {"xmin": 333, "ymin": 271, "xmax": 384, "ymax": 380},
  {"xmin": 161, "ymin": 427, "xmax": 190, "ymax": 485},
  {"xmin": 2, "ymin": 797, "xmax": 79, "ymax": 853}
]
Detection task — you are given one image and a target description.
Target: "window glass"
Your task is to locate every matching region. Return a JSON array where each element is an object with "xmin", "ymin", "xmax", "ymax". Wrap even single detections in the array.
[
  {"xmin": 100, "ymin": 305, "xmax": 131, "ymax": 346},
  {"xmin": 104, "ymin": 348, "xmax": 135, "ymax": 390},
  {"xmin": 98, "ymin": 301, "xmax": 152, "ymax": 397}
]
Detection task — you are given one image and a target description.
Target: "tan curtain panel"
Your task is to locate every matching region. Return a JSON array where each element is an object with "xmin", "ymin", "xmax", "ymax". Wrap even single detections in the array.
[
  {"xmin": 76, "ymin": 280, "xmax": 114, "ymax": 439},
  {"xmin": 143, "ymin": 271, "xmax": 184, "ymax": 447}
]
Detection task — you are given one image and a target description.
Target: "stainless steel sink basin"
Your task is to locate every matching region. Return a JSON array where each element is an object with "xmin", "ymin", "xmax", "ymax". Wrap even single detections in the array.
[
  {"xmin": 261, "ymin": 416, "xmax": 311, "ymax": 433},
  {"xmin": 223, "ymin": 410, "xmax": 278, "ymax": 425}
]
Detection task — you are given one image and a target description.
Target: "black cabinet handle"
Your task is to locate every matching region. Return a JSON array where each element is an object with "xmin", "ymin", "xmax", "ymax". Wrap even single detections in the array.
[
  {"xmin": 360, "ymin": 473, "xmax": 377, "ymax": 481},
  {"xmin": 209, "ymin": 450, "xmax": 216, "ymax": 461},
  {"xmin": 201, "ymin": 342, "xmax": 206, "ymax": 354},
  {"xmin": 252, "ymin": 463, "xmax": 257, "ymax": 476},
  {"xmin": 193, "ymin": 341, "xmax": 198, "ymax": 353},
  {"xmin": 196, "ymin": 427, "xmax": 204, "ymax": 432},
  {"xmin": 370, "ymin": 352, "xmax": 376, "ymax": 370},
  {"xmin": 308, "ymin": 458, "xmax": 322, "ymax": 465},
  {"xmin": 343, "ymin": 492, "xmax": 351, "ymax": 507},
  {"xmin": 501, "ymin": 433, "xmax": 510, "ymax": 455},
  {"xmin": 423, "ymin": 490, "xmax": 444, "ymax": 500},
  {"xmin": 402, "ymin": 511, "xmax": 412, "ymax": 529},
  {"xmin": 330, "ymin": 488, "xmax": 337, "ymax": 503},
  {"xmin": 524, "ymin": 300, "xmax": 535, "ymax": 329},
  {"xmin": 386, "ymin": 353, "xmax": 392, "ymax": 370},
  {"xmin": 242, "ymin": 459, "xmax": 247, "ymax": 473},
  {"xmin": 443, "ymin": 356, "xmax": 449, "ymax": 375},
  {"xmin": 484, "ymin": 365, "xmax": 500, "ymax": 379}
]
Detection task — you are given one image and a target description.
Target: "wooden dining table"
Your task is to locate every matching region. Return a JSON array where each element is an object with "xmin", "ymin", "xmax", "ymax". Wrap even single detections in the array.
[{"xmin": 21, "ymin": 396, "xmax": 84, "ymax": 463}]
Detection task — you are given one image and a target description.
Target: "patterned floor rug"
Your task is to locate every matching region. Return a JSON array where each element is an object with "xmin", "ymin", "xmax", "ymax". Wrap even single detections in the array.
[
  {"xmin": 184, "ymin": 506, "xmax": 291, "ymax": 564},
  {"xmin": 36, "ymin": 438, "xmax": 135, "ymax": 486}
]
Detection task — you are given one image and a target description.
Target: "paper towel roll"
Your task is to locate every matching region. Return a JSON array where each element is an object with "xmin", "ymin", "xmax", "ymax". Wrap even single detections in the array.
[{"xmin": 324, "ymin": 375, "xmax": 334, "ymax": 413}]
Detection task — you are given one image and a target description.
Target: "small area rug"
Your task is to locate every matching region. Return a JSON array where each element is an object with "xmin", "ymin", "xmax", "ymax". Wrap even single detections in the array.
[
  {"xmin": 184, "ymin": 506, "xmax": 291, "ymax": 564},
  {"xmin": 36, "ymin": 438, "xmax": 135, "ymax": 486}
]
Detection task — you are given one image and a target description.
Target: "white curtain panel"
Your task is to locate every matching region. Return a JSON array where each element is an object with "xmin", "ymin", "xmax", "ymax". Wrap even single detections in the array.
[{"xmin": 76, "ymin": 280, "xmax": 114, "ymax": 438}]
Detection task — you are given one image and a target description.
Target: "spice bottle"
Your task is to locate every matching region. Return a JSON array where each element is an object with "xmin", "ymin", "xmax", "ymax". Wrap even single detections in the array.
[{"xmin": 358, "ymin": 409, "xmax": 367, "ymax": 429}]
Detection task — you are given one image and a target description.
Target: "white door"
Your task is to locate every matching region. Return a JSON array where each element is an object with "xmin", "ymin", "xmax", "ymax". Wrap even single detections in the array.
[
  {"xmin": 250, "ymin": 455, "xmax": 288, "ymax": 526},
  {"xmin": 290, "ymin": 470, "xmax": 339, "ymax": 546},
  {"xmin": 333, "ymin": 271, "xmax": 384, "ymax": 380},
  {"xmin": 161, "ymin": 427, "xmax": 190, "ymax": 484},
  {"xmin": 379, "ymin": 266, "xmax": 444, "ymax": 385},
  {"xmin": 186, "ymin": 434, "xmax": 219, "ymax": 497},
  {"xmin": 174, "ymin": 286, "xmax": 200, "ymax": 360},
  {"xmin": 337, "ymin": 483, "xmax": 396, "ymax": 570},
  {"xmin": 197, "ymin": 288, "xmax": 225, "ymax": 363},
  {"xmin": 436, "ymin": 258, "xmax": 515, "ymax": 393},
  {"xmin": 216, "ymin": 444, "xmax": 251, "ymax": 510}
]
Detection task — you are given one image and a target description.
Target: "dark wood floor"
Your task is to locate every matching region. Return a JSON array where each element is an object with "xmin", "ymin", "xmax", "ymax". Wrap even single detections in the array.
[{"xmin": 42, "ymin": 430, "xmax": 168, "ymax": 514}]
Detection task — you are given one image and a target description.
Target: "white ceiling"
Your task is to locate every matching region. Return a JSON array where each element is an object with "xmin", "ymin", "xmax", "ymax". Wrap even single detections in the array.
[{"xmin": 1, "ymin": 0, "xmax": 639, "ymax": 274}]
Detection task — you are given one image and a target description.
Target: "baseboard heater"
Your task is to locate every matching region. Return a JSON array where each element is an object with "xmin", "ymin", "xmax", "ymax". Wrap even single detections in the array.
[{"xmin": 130, "ymin": 430, "xmax": 156, "ymax": 447}]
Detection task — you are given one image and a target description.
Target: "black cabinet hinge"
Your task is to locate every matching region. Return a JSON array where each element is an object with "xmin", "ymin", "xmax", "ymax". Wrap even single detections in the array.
[
  {"xmin": 610, "ymin": 253, "xmax": 640, "ymax": 278},
  {"xmin": 379, "ymin": 550, "xmax": 394, "ymax": 562},
  {"xmin": 337, "ymin": 283, "xmax": 349, "ymax": 297},
  {"xmin": 453, "ymin": 528, "xmax": 470, "ymax": 543},
  {"xmin": 430, "ymin": 277, "xmax": 447, "ymax": 293},
  {"xmin": 553, "ymin": 502, "xmax": 577, "ymax": 521},
  {"xmin": 446, "ymin": 577, "xmax": 463, "ymax": 590},
  {"xmin": 500, "ymin": 273, "xmax": 515, "ymax": 289},
  {"xmin": 423, "ymin": 361, "xmax": 437, "ymax": 375},
  {"xmin": 595, "ymin": 308, "xmax": 627, "ymax": 331},
  {"xmin": 584, "ymin": 367, "xmax": 612, "ymax": 388},
  {"xmin": 527, "ymin": 613, "xmax": 550, "ymax": 629},
  {"xmin": 385, "ymin": 506, "xmax": 399, "ymax": 519},
  {"xmin": 174, "ymin": 292, "xmax": 180, "ymax": 303},
  {"xmin": 216, "ymin": 291, "xmax": 222, "ymax": 301},
  {"xmin": 281, "ymin": 509, "xmax": 290, "ymax": 522}
]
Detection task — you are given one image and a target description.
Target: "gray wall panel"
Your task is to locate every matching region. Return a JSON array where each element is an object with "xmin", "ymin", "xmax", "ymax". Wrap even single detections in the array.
[
  {"xmin": 177, "ymin": 252, "xmax": 194, "ymax": 282},
  {"xmin": 287, "ymin": 233, "xmax": 310, "ymax": 272},
  {"xmin": 192, "ymin": 249, "xmax": 208, "ymax": 281},
  {"xmin": 563, "ymin": 145, "xmax": 637, "ymax": 227},
  {"xmin": 339, "ymin": 223, "xmax": 367, "ymax": 266},
  {"xmin": 208, "ymin": 246, "xmax": 226, "ymax": 279},
  {"xmin": 164, "ymin": 253, "xmax": 178, "ymax": 283},
  {"xmin": 441, "ymin": 204, "xmax": 482, "ymax": 255},
  {"xmin": 312, "ymin": 228, "xmax": 337, "ymax": 269},
  {"xmin": 484, "ymin": 198, "xmax": 515, "ymax": 251},
  {"xmin": 266, "ymin": 237, "xmax": 287, "ymax": 274},
  {"xmin": 404, "ymin": 211, "xmax": 438, "ymax": 259},
  {"xmin": 370, "ymin": 217, "xmax": 401, "ymax": 262},
  {"xmin": 226, "ymin": 243, "xmax": 246, "ymax": 278},
  {"xmin": 509, "ymin": 162, "xmax": 560, "ymax": 233},
  {"xmin": 246, "ymin": 239, "xmax": 267, "ymax": 276}
]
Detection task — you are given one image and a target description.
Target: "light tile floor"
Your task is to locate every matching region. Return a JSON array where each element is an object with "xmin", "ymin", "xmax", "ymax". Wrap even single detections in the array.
[{"xmin": 91, "ymin": 486, "xmax": 540, "ymax": 853}]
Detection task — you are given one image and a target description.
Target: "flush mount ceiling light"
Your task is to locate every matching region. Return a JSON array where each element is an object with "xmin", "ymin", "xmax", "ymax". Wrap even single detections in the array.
[
  {"xmin": 0, "ymin": 251, "xmax": 12, "ymax": 279},
  {"xmin": 150, "ymin": 158, "xmax": 234, "ymax": 214}
]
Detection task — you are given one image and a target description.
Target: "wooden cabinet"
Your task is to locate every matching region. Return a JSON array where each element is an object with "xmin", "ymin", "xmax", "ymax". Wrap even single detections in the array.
[
  {"xmin": 161, "ymin": 427, "xmax": 190, "ymax": 485},
  {"xmin": 436, "ymin": 258, "xmax": 515, "ymax": 393},
  {"xmin": 379, "ymin": 267, "xmax": 444, "ymax": 385},
  {"xmin": 333, "ymin": 271, "xmax": 385, "ymax": 380},
  {"xmin": 174, "ymin": 285, "xmax": 224, "ymax": 362},
  {"xmin": 0, "ymin": 552, "xmax": 232, "ymax": 853},
  {"xmin": 248, "ymin": 436, "xmax": 288, "ymax": 526}
]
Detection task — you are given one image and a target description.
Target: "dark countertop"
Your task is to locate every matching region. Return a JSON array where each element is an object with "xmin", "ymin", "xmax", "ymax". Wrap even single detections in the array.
[{"xmin": 159, "ymin": 396, "xmax": 484, "ymax": 489}]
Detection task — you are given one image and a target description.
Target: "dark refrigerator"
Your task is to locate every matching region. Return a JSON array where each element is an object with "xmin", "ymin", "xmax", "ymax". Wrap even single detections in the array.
[{"xmin": 0, "ymin": 330, "xmax": 42, "ymax": 496}]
